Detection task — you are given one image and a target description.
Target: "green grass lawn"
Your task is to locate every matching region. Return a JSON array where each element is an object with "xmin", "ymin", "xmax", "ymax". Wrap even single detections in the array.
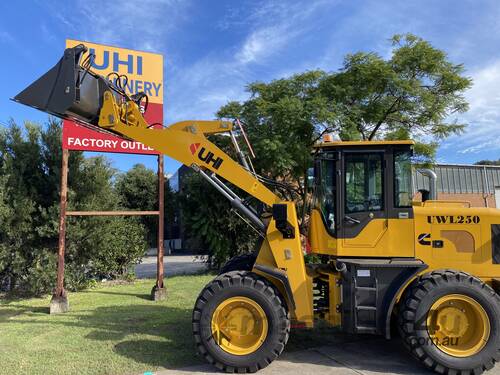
[
  {"xmin": 0, "ymin": 274, "xmax": 349, "ymax": 375},
  {"xmin": 0, "ymin": 275, "xmax": 213, "ymax": 375}
]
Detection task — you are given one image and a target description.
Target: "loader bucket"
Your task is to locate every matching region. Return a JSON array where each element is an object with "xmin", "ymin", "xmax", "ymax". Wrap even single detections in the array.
[{"xmin": 12, "ymin": 44, "xmax": 111, "ymax": 126}]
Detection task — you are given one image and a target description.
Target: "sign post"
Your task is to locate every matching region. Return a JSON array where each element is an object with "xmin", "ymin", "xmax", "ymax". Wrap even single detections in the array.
[
  {"xmin": 50, "ymin": 40, "xmax": 166, "ymax": 313},
  {"xmin": 49, "ymin": 148, "xmax": 70, "ymax": 313}
]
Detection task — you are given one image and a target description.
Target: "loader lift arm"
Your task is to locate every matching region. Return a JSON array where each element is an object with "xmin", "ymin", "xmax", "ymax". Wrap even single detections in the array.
[
  {"xmin": 100, "ymin": 100, "xmax": 280, "ymax": 208},
  {"xmin": 100, "ymin": 98, "xmax": 280, "ymax": 232},
  {"xmin": 12, "ymin": 43, "xmax": 283, "ymax": 232}
]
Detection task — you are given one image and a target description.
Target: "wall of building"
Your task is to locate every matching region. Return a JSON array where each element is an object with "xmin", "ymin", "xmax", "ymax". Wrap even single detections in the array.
[
  {"xmin": 436, "ymin": 193, "xmax": 496, "ymax": 208},
  {"xmin": 413, "ymin": 164, "xmax": 500, "ymax": 208}
]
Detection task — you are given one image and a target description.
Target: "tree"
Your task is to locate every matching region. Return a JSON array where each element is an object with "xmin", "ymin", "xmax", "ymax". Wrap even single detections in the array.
[
  {"xmin": 0, "ymin": 119, "xmax": 147, "ymax": 294},
  {"xmin": 217, "ymin": 71, "xmax": 335, "ymax": 226},
  {"xmin": 182, "ymin": 33, "xmax": 472, "ymax": 265},
  {"xmin": 115, "ymin": 163, "xmax": 158, "ymax": 245},
  {"xmin": 115, "ymin": 163, "xmax": 178, "ymax": 248},
  {"xmin": 178, "ymin": 173, "xmax": 256, "ymax": 267},
  {"xmin": 475, "ymin": 159, "xmax": 500, "ymax": 166},
  {"xmin": 319, "ymin": 34, "xmax": 472, "ymax": 161}
]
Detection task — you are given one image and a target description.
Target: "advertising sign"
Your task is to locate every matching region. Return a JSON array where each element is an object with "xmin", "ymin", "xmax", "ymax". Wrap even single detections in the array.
[{"xmin": 62, "ymin": 39, "xmax": 163, "ymax": 154}]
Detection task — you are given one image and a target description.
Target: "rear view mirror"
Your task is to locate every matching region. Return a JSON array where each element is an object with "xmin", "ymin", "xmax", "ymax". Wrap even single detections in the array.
[
  {"xmin": 272, "ymin": 204, "xmax": 295, "ymax": 239},
  {"xmin": 273, "ymin": 204, "xmax": 288, "ymax": 223}
]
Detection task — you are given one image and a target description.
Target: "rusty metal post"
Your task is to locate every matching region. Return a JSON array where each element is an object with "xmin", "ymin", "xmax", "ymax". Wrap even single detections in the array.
[
  {"xmin": 157, "ymin": 154, "xmax": 165, "ymax": 287},
  {"xmin": 151, "ymin": 154, "xmax": 167, "ymax": 300},
  {"xmin": 50, "ymin": 148, "xmax": 70, "ymax": 313}
]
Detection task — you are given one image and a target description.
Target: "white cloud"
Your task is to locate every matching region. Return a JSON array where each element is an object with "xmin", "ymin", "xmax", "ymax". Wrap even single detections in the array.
[
  {"xmin": 237, "ymin": 27, "xmax": 285, "ymax": 64},
  {"xmin": 166, "ymin": 0, "xmax": 332, "ymax": 122},
  {"xmin": 236, "ymin": 0, "xmax": 330, "ymax": 65},
  {"xmin": 446, "ymin": 59, "xmax": 500, "ymax": 156},
  {"xmin": 0, "ymin": 30, "xmax": 14, "ymax": 44},
  {"xmin": 41, "ymin": 0, "xmax": 190, "ymax": 53}
]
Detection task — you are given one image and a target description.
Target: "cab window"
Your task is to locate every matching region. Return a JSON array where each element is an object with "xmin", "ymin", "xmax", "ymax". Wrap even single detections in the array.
[
  {"xmin": 315, "ymin": 158, "xmax": 336, "ymax": 232},
  {"xmin": 394, "ymin": 151, "xmax": 413, "ymax": 208},
  {"xmin": 345, "ymin": 153, "xmax": 383, "ymax": 213}
]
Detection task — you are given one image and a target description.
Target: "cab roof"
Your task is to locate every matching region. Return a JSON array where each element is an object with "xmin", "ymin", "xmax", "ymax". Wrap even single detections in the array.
[{"xmin": 314, "ymin": 140, "xmax": 415, "ymax": 148}]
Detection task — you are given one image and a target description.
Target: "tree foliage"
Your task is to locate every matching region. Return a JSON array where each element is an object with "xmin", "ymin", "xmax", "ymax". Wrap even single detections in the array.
[
  {"xmin": 178, "ymin": 173, "xmax": 256, "ymax": 267},
  {"xmin": 0, "ymin": 119, "xmax": 147, "ymax": 295},
  {"xmin": 183, "ymin": 34, "xmax": 472, "ymax": 265},
  {"xmin": 475, "ymin": 159, "xmax": 500, "ymax": 166},
  {"xmin": 116, "ymin": 163, "xmax": 158, "ymax": 245},
  {"xmin": 319, "ymin": 34, "xmax": 471, "ymax": 161},
  {"xmin": 115, "ymin": 163, "xmax": 177, "ymax": 246}
]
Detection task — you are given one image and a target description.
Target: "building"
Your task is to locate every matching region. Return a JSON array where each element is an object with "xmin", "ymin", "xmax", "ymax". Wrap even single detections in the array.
[
  {"xmin": 414, "ymin": 164, "xmax": 500, "ymax": 208},
  {"xmin": 166, "ymin": 165, "xmax": 196, "ymax": 252}
]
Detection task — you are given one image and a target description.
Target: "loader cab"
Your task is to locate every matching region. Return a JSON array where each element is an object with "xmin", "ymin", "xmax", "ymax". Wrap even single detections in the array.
[{"xmin": 309, "ymin": 140, "xmax": 416, "ymax": 257}]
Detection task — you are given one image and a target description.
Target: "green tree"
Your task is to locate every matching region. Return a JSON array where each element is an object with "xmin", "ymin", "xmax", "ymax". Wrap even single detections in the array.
[
  {"xmin": 115, "ymin": 163, "xmax": 177, "ymax": 247},
  {"xmin": 178, "ymin": 173, "xmax": 256, "ymax": 267},
  {"xmin": 0, "ymin": 119, "xmax": 147, "ymax": 294},
  {"xmin": 475, "ymin": 159, "xmax": 500, "ymax": 166},
  {"xmin": 319, "ymin": 34, "xmax": 471, "ymax": 161},
  {"xmin": 115, "ymin": 163, "xmax": 158, "ymax": 246},
  {"xmin": 182, "ymin": 33, "xmax": 472, "ymax": 265}
]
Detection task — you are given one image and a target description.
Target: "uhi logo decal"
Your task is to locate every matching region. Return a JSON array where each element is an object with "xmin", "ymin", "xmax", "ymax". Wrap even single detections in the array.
[{"xmin": 189, "ymin": 143, "xmax": 224, "ymax": 170}]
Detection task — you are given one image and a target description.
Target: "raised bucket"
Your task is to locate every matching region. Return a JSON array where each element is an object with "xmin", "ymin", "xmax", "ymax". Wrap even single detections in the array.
[{"xmin": 12, "ymin": 44, "xmax": 112, "ymax": 126}]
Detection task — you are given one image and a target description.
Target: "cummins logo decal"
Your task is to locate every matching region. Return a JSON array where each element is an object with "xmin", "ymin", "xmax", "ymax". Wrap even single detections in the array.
[{"xmin": 418, "ymin": 233, "xmax": 431, "ymax": 246}]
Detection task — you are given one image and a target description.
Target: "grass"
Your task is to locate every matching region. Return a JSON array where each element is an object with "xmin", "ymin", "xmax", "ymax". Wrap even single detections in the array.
[
  {"xmin": 0, "ymin": 275, "xmax": 213, "ymax": 375},
  {"xmin": 0, "ymin": 274, "xmax": 350, "ymax": 375}
]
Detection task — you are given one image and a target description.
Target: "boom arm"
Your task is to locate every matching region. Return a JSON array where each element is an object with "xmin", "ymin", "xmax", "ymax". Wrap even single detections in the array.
[
  {"xmin": 12, "ymin": 44, "xmax": 281, "ymax": 208},
  {"xmin": 99, "ymin": 93, "xmax": 280, "ymax": 207}
]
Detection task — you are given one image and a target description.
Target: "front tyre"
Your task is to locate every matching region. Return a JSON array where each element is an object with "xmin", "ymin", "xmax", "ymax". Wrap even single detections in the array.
[
  {"xmin": 193, "ymin": 271, "xmax": 290, "ymax": 373},
  {"xmin": 398, "ymin": 269, "xmax": 500, "ymax": 374}
]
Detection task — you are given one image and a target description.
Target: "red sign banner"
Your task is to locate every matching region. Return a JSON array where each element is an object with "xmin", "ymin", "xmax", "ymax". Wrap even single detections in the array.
[{"xmin": 63, "ymin": 121, "xmax": 160, "ymax": 154}]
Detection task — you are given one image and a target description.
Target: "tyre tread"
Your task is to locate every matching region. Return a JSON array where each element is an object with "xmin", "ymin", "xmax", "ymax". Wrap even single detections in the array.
[
  {"xmin": 398, "ymin": 269, "xmax": 500, "ymax": 375},
  {"xmin": 193, "ymin": 270, "xmax": 290, "ymax": 373}
]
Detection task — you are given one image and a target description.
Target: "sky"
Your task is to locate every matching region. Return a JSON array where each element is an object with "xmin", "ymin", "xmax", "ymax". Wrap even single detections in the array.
[{"xmin": 1, "ymin": 0, "xmax": 500, "ymax": 174}]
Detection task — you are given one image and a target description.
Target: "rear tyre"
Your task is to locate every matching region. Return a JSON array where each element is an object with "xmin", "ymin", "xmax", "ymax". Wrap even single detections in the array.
[
  {"xmin": 193, "ymin": 271, "xmax": 290, "ymax": 373},
  {"xmin": 219, "ymin": 253, "xmax": 257, "ymax": 275},
  {"xmin": 398, "ymin": 269, "xmax": 500, "ymax": 374}
]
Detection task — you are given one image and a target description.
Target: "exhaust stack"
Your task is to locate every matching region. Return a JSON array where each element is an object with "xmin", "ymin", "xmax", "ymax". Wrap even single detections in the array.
[{"xmin": 417, "ymin": 168, "xmax": 438, "ymax": 201}]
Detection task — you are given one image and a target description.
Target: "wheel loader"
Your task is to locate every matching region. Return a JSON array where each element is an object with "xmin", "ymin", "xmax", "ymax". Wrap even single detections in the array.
[{"xmin": 13, "ymin": 44, "xmax": 500, "ymax": 374}]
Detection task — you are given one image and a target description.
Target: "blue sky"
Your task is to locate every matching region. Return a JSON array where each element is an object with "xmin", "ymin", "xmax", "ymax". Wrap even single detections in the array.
[{"xmin": 1, "ymin": 0, "xmax": 500, "ymax": 174}]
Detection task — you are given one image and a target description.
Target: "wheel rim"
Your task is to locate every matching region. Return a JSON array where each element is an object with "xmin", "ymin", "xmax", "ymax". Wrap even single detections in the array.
[
  {"xmin": 211, "ymin": 296, "xmax": 268, "ymax": 356},
  {"xmin": 427, "ymin": 294, "xmax": 490, "ymax": 357}
]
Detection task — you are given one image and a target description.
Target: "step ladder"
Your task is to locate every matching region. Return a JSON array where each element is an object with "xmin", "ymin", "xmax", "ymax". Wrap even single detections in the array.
[{"xmin": 353, "ymin": 275, "xmax": 379, "ymax": 334}]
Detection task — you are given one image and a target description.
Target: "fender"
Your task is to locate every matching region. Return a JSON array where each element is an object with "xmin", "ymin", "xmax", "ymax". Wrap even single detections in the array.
[
  {"xmin": 383, "ymin": 264, "xmax": 428, "ymax": 339},
  {"xmin": 253, "ymin": 264, "xmax": 296, "ymax": 310}
]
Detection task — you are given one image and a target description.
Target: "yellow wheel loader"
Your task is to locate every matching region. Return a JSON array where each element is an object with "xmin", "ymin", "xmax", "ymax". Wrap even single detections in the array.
[{"xmin": 13, "ymin": 44, "xmax": 500, "ymax": 374}]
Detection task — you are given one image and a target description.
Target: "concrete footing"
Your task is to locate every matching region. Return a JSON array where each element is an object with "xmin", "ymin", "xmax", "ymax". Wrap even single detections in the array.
[
  {"xmin": 151, "ymin": 285, "xmax": 167, "ymax": 301},
  {"xmin": 50, "ymin": 292, "xmax": 69, "ymax": 314}
]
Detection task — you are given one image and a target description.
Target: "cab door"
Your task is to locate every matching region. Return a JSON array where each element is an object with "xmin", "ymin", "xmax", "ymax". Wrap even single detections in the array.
[{"xmin": 341, "ymin": 152, "xmax": 388, "ymax": 248}]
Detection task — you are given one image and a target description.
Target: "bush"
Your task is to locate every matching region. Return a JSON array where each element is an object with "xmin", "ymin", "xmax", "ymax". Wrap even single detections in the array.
[
  {"xmin": 0, "ymin": 119, "xmax": 147, "ymax": 295},
  {"xmin": 179, "ymin": 173, "xmax": 256, "ymax": 268}
]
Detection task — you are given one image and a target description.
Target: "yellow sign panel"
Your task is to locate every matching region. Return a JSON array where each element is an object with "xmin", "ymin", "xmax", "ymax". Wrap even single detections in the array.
[{"xmin": 66, "ymin": 39, "xmax": 164, "ymax": 104}]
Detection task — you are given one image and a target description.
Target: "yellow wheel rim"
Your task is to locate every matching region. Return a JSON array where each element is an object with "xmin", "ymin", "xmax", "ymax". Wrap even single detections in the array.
[
  {"xmin": 427, "ymin": 294, "xmax": 490, "ymax": 357},
  {"xmin": 211, "ymin": 296, "xmax": 268, "ymax": 356}
]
